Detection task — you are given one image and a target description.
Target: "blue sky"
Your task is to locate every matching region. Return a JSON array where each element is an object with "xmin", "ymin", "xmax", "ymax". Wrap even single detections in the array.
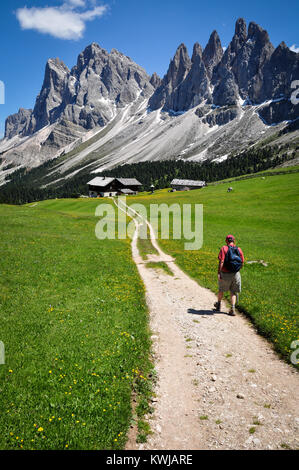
[{"xmin": 0, "ymin": 0, "xmax": 298, "ymax": 138}]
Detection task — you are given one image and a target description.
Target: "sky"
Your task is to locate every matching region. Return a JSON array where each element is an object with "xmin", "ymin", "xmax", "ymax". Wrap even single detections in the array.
[{"xmin": 0, "ymin": 0, "xmax": 298, "ymax": 138}]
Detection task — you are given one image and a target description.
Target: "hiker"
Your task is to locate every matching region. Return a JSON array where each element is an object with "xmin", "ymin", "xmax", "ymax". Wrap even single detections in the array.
[{"xmin": 213, "ymin": 235, "xmax": 244, "ymax": 316}]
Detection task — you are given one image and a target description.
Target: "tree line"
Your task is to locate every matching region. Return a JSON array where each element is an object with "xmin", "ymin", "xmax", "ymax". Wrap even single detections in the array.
[
  {"xmin": 103, "ymin": 145, "xmax": 296, "ymax": 190},
  {"xmin": 0, "ymin": 143, "xmax": 296, "ymax": 205}
]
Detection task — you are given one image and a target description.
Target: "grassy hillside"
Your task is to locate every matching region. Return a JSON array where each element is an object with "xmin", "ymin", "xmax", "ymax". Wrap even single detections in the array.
[
  {"xmin": 0, "ymin": 199, "xmax": 152, "ymax": 450},
  {"xmin": 130, "ymin": 172, "xmax": 299, "ymax": 365},
  {"xmin": 1, "ymin": 141, "xmax": 297, "ymax": 205},
  {"xmin": 0, "ymin": 170, "xmax": 297, "ymax": 450}
]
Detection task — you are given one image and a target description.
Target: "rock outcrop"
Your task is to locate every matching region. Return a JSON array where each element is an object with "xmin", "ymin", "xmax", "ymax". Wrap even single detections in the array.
[
  {"xmin": 5, "ymin": 108, "xmax": 32, "ymax": 139},
  {"xmin": 63, "ymin": 44, "xmax": 154, "ymax": 130},
  {"xmin": 201, "ymin": 106, "xmax": 240, "ymax": 127},
  {"xmin": 150, "ymin": 72, "xmax": 162, "ymax": 89},
  {"xmin": 202, "ymin": 30, "xmax": 223, "ymax": 79},
  {"xmin": 148, "ymin": 43, "xmax": 192, "ymax": 110},
  {"xmin": 259, "ymin": 41, "xmax": 299, "ymax": 102}
]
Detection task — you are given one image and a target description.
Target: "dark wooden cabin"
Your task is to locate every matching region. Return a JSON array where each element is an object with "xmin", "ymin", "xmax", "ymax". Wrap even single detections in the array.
[{"xmin": 87, "ymin": 177, "xmax": 142, "ymax": 197}]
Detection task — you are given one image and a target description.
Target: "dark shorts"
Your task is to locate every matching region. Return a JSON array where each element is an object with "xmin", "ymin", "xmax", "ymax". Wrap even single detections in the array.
[{"xmin": 218, "ymin": 271, "xmax": 241, "ymax": 294}]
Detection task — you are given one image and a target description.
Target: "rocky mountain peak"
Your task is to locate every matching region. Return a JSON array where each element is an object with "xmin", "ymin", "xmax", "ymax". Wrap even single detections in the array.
[
  {"xmin": 276, "ymin": 41, "xmax": 288, "ymax": 51},
  {"xmin": 258, "ymin": 40, "xmax": 299, "ymax": 104},
  {"xmin": 62, "ymin": 41, "xmax": 154, "ymax": 128},
  {"xmin": 192, "ymin": 42, "xmax": 203, "ymax": 62},
  {"xmin": 43, "ymin": 58, "xmax": 70, "ymax": 86},
  {"xmin": 165, "ymin": 43, "xmax": 191, "ymax": 86},
  {"xmin": 48, "ymin": 57, "xmax": 69, "ymax": 68},
  {"xmin": 26, "ymin": 57, "xmax": 70, "ymax": 134},
  {"xmin": 110, "ymin": 48, "xmax": 130, "ymax": 60},
  {"xmin": 247, "ymin": 22, "xmax": 271, "ymax": 45},
  {"xmin": 172, "ymin": 43, "xmax": 191, "ymax": 69},
  {"xmin": 270, "ymin": 41, "xmax": 299, "ymax": 62},
  {"xmin": 150, "ymin": 72, "xmax": 162, "ymax": 89},
  {"xmin": 232, "ymin": 21, "xmax": 274, "ymax": 101},
  {"xmin": 235, "ymin": 18, "xmax": 247, "ymax": 41},
  {"xmin": 148, "ymin": 44, "xmax": 191, "ymax": 110},
  {"xmin": 3, "ymin": 18, "xmax": 298, "ymax": 155},
  {"xmin": 227, "ymin": 18, "xmax": 247, "ymax": 57},
  {"xmin": 175, "ymin": 43, "xmax": 189, "ymax": 58},
  {"xmin": 5, "ymin": 108, "xmax": 32, "ymax": 140},
  {"xmin": 75, "ymin": 42, "xmax": 109, "ymax": 75},
  {"xmin": 176, "ymin": 45, "xmax": 211, "ymax": 110},
  {"xmin": 202, "ymin": 30, "xmax": 223, "ymax": 79},
  {"xmin": 84, "ymin": 42, "xmax": 104, "ymax": 56}
]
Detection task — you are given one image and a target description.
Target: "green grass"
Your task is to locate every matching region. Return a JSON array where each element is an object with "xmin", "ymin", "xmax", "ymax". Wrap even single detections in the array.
[
  {"xmin": 146, "ymin": 262, "xmax": 174, "ymax": 277},
  {"xmin": 137, "ymin": 222, "xmax": 158, "ymax": 260},
  {"xmin": 252, "ymin": 418, "xmax": 262, "ymax": 426},
  {"xmin": 130, "ymin": 172, "xmax": 299, "ymax": 366},
  {"xmin": 0, "ymin": 199, "xmax": 152, "ymax": 450},
  {"xmin": 208, "ymin": 165, "xmax": 299, "ymax": 186},
  {"xmin": 136, "ymin": 420, "xmax": 153, "ymax": 443}
]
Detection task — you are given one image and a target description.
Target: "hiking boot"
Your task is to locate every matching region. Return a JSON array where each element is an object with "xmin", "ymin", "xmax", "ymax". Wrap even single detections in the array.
[
  {"xmin": 213, "ymin": 301, "xmax": 221, "ymax": 312},
  {"xmin": 228, "ymin": 307, "xmax": 236, "ymax": 316}
]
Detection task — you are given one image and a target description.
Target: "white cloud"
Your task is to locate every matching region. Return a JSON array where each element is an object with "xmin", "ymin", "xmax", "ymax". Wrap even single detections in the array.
[
  {"xmin": 80, "ymin": 6, "xmax": 107, "ymax": 20},
  {"xmin": 16, "ymin": 1, "xmax": 108, "ymax": 40},
  {"xmin": 290, "ymin": 44, "xmax": 299, "ymax": 53}
]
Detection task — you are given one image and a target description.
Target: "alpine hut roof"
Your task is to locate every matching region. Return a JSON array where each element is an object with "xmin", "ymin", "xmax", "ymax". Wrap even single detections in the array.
[
  {"xmin": 87, "ymin": 177, "xmax": 115, "ymax": 187},
  {"xmin": 120, "ymin": 188, "xmax": 135, "ymax": 194},
  {"xmin": 171, "ymin": 179, "xmax": 205, "ymax": 187},
  {"xmin": 116, "ymin": 178, "xmax": 142, "ymax": 186}
]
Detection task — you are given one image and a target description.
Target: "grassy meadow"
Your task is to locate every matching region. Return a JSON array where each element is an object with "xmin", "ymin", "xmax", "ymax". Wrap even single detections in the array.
[
  {"xmin": 0, "ymin": 168, "xmax": 298, "ymax": 450},
  {"xmin": 0, "ymin": 199, "xmax": 152, "ymax": 450},
  {"xmin": 130, "ymin": 171, "xmax": 299, "ymax": 365}
]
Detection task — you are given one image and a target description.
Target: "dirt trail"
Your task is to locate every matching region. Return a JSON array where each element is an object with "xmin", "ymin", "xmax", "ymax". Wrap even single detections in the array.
[{"xmin": 115, "ymin": 199, "xmax": 299, "ymax": 451}]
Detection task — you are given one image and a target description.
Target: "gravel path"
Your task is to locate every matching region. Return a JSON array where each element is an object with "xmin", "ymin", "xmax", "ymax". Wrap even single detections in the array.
[{"xmin": 115, "ymin": 199, "xmax": 299, "ymax": 451}]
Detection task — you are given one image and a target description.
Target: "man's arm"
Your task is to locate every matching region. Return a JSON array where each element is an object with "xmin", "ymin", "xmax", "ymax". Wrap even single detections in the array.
[
  {"xmin": 218, "ymin": 247, "xmax": 225, "ymax": 279},
  {"xmin": 239, "ymin": 248, "xmax": 245, "ymax": 270},
  {"xmin": 218, "ymin": 259, "xmax": 224, "ymax": 280}
]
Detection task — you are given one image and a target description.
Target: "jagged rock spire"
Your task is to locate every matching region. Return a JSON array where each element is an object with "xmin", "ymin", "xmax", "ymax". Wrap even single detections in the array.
[
  {"xmin": 192, "ymin": 42, "xmax": 203, "ymax": 62},
  {"xmin": 5, "ymin": 108, "xmax": 32, "ymax": 140},
  {"xmin": 28, "ymin": 58, "xmax": 70, "ymax": 133},
  {"xmin": 235, "ymin": 18, "xmax": 247, "ymax": 41},
  {"xmin": 149, "ymin": 43, "xmax": 192, "ymax": 110},
  {"xmin": 203, "ymin": 30, "xmax": 223, "ymax": 79},
  {"xmin": 165, "ymin": 43, "xmax": 192, "ymax": 88},
  {"xmin": 150, "ymin": 72, "xmax": 162, "ymax": 89},
  {"xmin": 248, "ymin": 21, "xmax": 270, "ymax": 45}
]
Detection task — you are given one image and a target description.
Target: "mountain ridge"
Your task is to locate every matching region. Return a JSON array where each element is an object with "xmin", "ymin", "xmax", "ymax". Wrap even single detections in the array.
[{"xmin": 0, "ymin": 18, "xmax": 298, "ymax": 188}]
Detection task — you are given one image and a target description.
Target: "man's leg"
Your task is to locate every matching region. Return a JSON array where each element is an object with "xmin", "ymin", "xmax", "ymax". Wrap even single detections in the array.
[
  {"xmin": 214, "ymin": 292, "xmax": 223, "ymax": 311},
  {"xmin": 215, "ymin": 272, "xmax": 227, "ymax": 311},
  {"xmin": 229, "ymin": 273, "xmax": 241, "ymax": 316},
  {"xmin": 228, "ymin": 293, "xmax": 236, "ymax": 316}
]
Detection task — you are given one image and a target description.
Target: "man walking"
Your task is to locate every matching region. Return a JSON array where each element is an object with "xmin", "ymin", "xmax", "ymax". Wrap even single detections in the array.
[{"xmin": 213, "ymin": 235, "xmax": 244, "ymax": 316}]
